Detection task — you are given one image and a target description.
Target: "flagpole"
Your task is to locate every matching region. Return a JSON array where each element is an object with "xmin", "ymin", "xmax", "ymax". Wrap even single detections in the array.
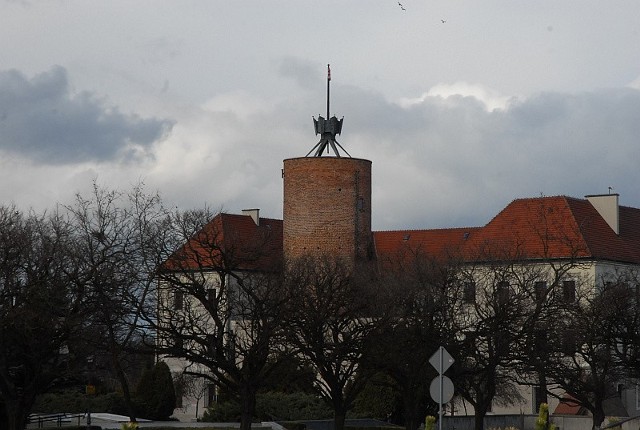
[{"xmin": 327, "ymin": 64, "xmax": 331, "ymax": 120}]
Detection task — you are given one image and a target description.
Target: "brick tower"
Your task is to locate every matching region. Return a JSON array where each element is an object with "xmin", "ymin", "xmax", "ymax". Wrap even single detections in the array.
[{"xmin": 283, "ymin": 65, "xmax": 373, "ymax": 265}]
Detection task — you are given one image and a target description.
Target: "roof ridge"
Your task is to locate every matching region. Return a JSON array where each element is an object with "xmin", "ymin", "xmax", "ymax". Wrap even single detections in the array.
[
  {"xmin": 220, "ymin": 212, "xmax": 283, "ymax": 222},
  {"xmin": 373, "ymin": 226, "xmax": 479, "ymax": 234},
  {"xmin": 559, "ymin": 196, "xmax": 594, "ymax": 257},
  {"xmin": 486, "ymin": 195, "xmax": 585, "ymax": 224}
]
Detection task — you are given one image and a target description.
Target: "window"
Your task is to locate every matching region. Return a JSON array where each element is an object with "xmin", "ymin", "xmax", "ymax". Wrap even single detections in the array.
[
  {"xmin": 207, "ymin": 383, "xmax": 217, "ymax": 406},
  {"xmin": 563, "ymin": 281, "xmax": 576, "ymax": 303},
  {"xmin": 533, "ymin": 385, "xmax": 545, "ymax": 414},
  {"xmin": 496, "ymin": 281, "xmax": 510, "ymax": 305},
  {"xmin": 561, "ymin": 329, "xmax": 577, "ymax": 355},
  {"xmin": 463, "ymin": 282, "xmax": 476, "ymax": 304},
  {"xmin": 206, "ymin": 334, "xmax": 217, "ymax": 358},
  {"xmin": 175, "ymin": 380, "xmax": 183, "ymax": 408},
  {"xmin": 173, "ymin": 291, "xmax": 184, "ymax": 310},
  {"xmin": 494, "ymin": 330, "xmax": 508, "ymax": 355},
  {"xmin": 534, "ymin": 281, "xmax": 547, "ymax": 301},
  {"xmin": 173, "ymin": 334, "xmax": 183, "ymax": 351},
  {"xmin": 207, "ymin": 288, "xmax": 217, "ymax": 306}
]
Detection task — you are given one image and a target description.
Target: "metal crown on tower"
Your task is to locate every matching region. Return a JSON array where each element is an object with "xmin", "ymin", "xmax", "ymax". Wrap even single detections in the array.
[{"xmin": 306, "ymin": 64, "xmax": 351, "ymax": 158}]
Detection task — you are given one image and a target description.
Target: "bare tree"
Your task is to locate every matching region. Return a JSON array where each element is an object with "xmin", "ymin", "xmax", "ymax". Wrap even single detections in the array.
[
  {"xmin": 151, "ymin": 209, "xmax": 289, "ymax": 430},
  {"xmin": 444, "ymin": 229, "xmax": 570, "ymax": 430},
  {"xmin": 370, "ymin": 246, "xmax": 452, "ymax": 430},
  {"xmin": 606, "ymin": 268, "xmax": 640, "ymax": 381},
  {"xmin": 541, "ymin": 278, "xmax": 632, "ymax": 430},
  {"xmin": 446, "ymin": 258, "xmax": 530, "ymax": 430},
  {"xmin": 446, "ymin": 197, "xmax": 629, "ymax": 430},
  {"xmin": 64, "ymin": 182, "xmax": 170, "ymax": 421},
  {"xmin": 175, "ymin": 373, "xmax": 209, "ymax": 419},
  {"xmin": 283, "ymin": 256, "xmax": 384, "ymax": 430},
  {"xmin": 0, "ymin": 206, "xmax": 86, "ymax": 430}
]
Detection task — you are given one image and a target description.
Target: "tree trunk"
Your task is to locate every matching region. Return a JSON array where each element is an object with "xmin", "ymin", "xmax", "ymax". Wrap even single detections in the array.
[
  {"xmin": 402, "ymin": 389, "xmax": 423, "ymax": 430},
  {"xmin": 111, "ymin": 348, "xmax": 137, "ymax": 422},
  {"xmin": 473, "ymin": 412, "xmax": 484, "ymax": 430},
  {"xmin": 592, "ymin": 401, "xmax": 605, "ymax": 430},
  {"xmin": 473, "ymin": 400, "xmax": 491, "ymax": 430},
  {"xmin": 404, "ymin": 411, "xmax": 420, "ymax": 430},
  {"xmin": 4, "ymin": 396, "xmax": 29, "ymax": 430},
  {"xmin": 536, "ymin": 369, "xmax": 548, "ymax": 410},
  {"xmin": 334, "ymin": 407, "xmax": 347, "ymax": 430},
  {"xmin": 239, "ymin": 385, "xmax": 257, "ymax": 430}
]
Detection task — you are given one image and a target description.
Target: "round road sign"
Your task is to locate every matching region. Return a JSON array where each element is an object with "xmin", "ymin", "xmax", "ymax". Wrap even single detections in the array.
[{"xmin": 430, "ymin": 375, "xmax": 454, "ymax": 404}]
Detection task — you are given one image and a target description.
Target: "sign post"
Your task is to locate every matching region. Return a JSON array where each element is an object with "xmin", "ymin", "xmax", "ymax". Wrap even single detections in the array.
[{"xmin": 429, "ymin": 346, "xmax": 455, "ymax": 430}]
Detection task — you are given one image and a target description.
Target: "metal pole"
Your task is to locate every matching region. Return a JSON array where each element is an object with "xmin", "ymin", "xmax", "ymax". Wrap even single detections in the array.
[
  {"xmin": 439, "ymin": 346, "xmax": 443, "ymax": 430},
  {"xmin": 326, "ymin": 64, "xmax": 330, "ymax": 119}
]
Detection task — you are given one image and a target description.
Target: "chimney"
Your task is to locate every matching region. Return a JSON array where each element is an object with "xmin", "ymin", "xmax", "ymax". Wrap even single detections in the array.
[
  {"xmin": 242, "ymin": 208, "xmax": 260, "ymax": 226},
  {"xmin": 585, "ymin": 194, "xmax": 619, "ymax": 234}
]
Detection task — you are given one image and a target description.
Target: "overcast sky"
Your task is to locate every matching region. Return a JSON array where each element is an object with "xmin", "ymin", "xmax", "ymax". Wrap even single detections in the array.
[{"xmin": 1, "ymin": 1, "xmax": 639, "ymax": 230}]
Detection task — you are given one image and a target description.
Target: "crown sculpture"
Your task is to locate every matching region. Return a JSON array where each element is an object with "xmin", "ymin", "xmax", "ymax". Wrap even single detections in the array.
[{"xmin": 306, "ymin": 64, "xmax": 350, "ymax": 158}]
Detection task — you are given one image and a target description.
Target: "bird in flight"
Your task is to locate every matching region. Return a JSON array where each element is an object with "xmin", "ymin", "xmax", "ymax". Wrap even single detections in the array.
[
  {"xmin": 398, "ymin": 2, "xmax": 406, "ymax": 10},
  {"xmin": 441, "ymin": 19, "xmax": 447, "ymax": 23}
]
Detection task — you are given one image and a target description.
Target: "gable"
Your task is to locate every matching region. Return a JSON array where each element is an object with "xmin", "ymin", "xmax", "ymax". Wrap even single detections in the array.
[{"xmin": 163, "ymin": 213, "xmax": 283, "ymax": 272}]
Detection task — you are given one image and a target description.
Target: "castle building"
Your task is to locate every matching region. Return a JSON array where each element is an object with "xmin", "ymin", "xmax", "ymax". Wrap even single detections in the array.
[{"xmin": 160, "ymin": 69, "xmax": 640, "ymax": 422}]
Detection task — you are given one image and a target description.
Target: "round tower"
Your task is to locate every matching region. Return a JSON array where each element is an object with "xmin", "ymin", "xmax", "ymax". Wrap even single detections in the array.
[
  {"xmin": 283, "ymin": 65, "xmax": 373, "ymax": 265},
  {"xmin": 283, "ymin": 157, "xmax": 372, "ymax": 264}
]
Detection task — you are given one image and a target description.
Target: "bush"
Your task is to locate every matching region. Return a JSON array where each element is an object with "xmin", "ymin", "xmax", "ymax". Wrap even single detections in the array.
[
  {"xmin": 534, "ymin": 403, "xmax": 557, "ymax": 430},
  {"xmin": 135, "ymin": 361, "xmax": 176, "ymax": 420},
  {"xmin": 256, "ymin": 391, "xmax": 332, "ymax": 421},
  {"xmin": 33, "ymin": 390, "xmax": 126, "ymax": 414},
  {"xmin": 201, "ymin": 400, "xmax": 242, "ymax": 422},
  {"xmin": 351, "ymin": 374, "xmax": 399, "ymax": 420},
  {"xmin": 201, "ymin": 391, "xmax": 332, "ymax": 422},
  {"xmin": 425, "ymin": 415, "xmax": 436, "ymax": 430},
  {"xmin": 607, "ymin": 417, "xmax": 621, "ymax": 430}
]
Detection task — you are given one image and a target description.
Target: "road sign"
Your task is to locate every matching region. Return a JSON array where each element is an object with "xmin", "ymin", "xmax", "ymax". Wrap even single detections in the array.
[
  {"xmin": 429, "ymin": 346, "xmax": 455, "ymax": 373},
  {"xmin": 430, "ymin": 375, "xmax": 454, "ymax": 404},
  {"xmin": 429, "ymin": 346, "xmax": 456, "ymax": 430}
]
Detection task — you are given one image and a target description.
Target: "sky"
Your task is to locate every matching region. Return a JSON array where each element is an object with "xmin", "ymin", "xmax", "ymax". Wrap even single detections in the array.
[{"xmin": 1, "ymin": 1, "xmax": 640, "ymax": 230}]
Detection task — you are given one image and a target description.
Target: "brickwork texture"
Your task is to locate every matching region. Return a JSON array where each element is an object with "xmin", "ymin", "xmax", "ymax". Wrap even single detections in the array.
[{"xmin": 283, "ymin": 157, "xmax": 373, "ymax": 264}]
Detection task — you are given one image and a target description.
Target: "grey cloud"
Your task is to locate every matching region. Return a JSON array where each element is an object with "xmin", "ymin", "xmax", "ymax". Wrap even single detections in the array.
[
  {"xmin": 0, "ymin": 66, "xmax": 173, "ymax": 164},
  {"xmin": 277, "ymin": 57, "xmax": 322, "ymax": 90},
  {"xmin": 226, "ymin": 82, "xmax": 640, "ymax": 229},
  {"xmin": 328, "ymin": 85, "xmax": 640, "ymax": 229},
  {"xmin": 139, "ymin": 37, "xmax": 183, "ymax": 65}
]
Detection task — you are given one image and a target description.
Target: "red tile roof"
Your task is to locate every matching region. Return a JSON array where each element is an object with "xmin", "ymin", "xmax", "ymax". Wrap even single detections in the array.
[
  {"xmin": 163, "ymin": 213, "xmax": 283, "ymax": 272},
  {"xmin": 164, "ymin": 195, "xmax": 640, "ymax": 273},
  {"xmin": 373, "ymin": 228, "xmax": 480, "ymax": 269},
  {"xmin": 374, "ymin": 196, "xmax": 640, "ymax": 265},
  {"xmin": 553, "ymin": 394, "xmax": 588, "ymax": 416}
]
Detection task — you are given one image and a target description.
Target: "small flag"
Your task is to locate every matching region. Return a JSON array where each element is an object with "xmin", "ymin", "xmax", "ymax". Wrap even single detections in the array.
[{"xmin": 328, "ymin": 64, "xmax": 331, "ymax": 81}]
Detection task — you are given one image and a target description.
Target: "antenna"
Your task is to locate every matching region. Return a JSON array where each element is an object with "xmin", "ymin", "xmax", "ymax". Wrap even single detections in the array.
[{"xmin": 306, "ymin": 64, "xmax": 351, "ymax": 158}]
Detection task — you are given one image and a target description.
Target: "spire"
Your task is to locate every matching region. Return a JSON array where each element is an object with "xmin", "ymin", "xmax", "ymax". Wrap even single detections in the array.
[{"xmin": 306, "ymin": 64, "xmax": 351, "ymax": 158}]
